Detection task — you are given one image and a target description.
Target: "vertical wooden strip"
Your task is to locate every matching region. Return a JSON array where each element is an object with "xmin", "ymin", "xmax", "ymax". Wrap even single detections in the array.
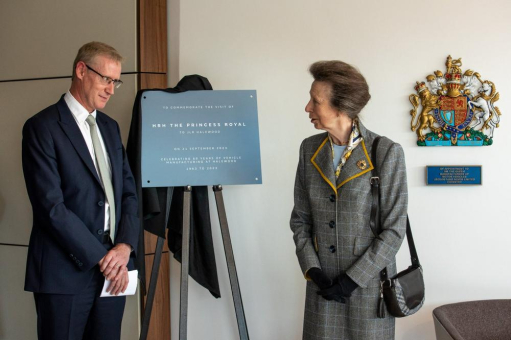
[
  {"xmin": 140, "ymin": 74, "xmax": 167, "ymax": 91},
  {"xmin": 143, "ymin": 253, "xmax": 171, "ymax": 340},
  {"xmin": 138, "ymin": 0, "xmax": 169, "ymax": 338},
  {"xmin": 139, "ymin": 0, "xmax": 168, "ymax": 74},
  {"xmin": 144, "ymin": 228, "xmax": 170, "ymax": 255}
]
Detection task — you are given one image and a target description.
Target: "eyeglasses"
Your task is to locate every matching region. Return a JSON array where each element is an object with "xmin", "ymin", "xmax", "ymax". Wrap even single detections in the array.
[{"xmin": 85, "ymin": 64, "xmax": 123, "ymax": 89}]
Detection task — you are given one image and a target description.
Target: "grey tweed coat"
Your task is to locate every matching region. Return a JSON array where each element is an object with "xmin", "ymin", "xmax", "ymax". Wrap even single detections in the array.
[{"xmin": 290, "ymin": 122, "xmax": 408, "ymax": 340}]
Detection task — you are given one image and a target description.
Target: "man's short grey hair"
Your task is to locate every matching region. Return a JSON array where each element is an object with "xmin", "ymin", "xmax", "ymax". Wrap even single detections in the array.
[{"xmin": 72, "ymin": 41, "xmax": 124, "ymax": 80}]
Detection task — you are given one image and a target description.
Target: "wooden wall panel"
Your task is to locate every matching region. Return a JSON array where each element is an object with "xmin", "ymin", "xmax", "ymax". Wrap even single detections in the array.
[
  {"xmin": 0, "ymin": 0, "xmax": 137, "ymax": 80},
  {"xmin": 138, "ymin": 0, "xmax": 169, "ymax": 339},
  {"xmin": 0, "ymin": 246, "xmax": 36, "ymax": 339},
  {"xmin": 145, "ymin": 230, "xmax": 170, "ymax": 255},
  {"xmin": 140, "ymin": 73, "xmax": 168, "ymax": 91},
  {"xmin": 138, "ymin": 0, "xmax": 168, "ymax": 74},
  {"xmin": 142, "ymin": 253, "xmax": 171, "ymax": 340}
]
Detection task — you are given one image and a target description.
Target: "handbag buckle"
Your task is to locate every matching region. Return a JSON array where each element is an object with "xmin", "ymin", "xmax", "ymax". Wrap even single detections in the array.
[{"xmin": 381, "ymin": 279, "xmax": 392, "ymax": 288}]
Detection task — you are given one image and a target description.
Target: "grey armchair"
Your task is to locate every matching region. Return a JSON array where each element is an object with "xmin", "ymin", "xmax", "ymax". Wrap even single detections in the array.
[{"xmin": 433, "ymin": 300, "xmax": 511, "ymax": 340}]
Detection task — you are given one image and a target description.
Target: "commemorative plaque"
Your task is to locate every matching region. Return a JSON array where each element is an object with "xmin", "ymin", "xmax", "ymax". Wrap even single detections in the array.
[{"xmin": 141, "ymin": 90, "xmax": 262, "ymax": 187}]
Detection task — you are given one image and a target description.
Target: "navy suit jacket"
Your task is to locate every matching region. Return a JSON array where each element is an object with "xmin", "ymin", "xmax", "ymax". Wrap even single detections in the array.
[{"xmin": 22, "ymin": 96, "xmax": 139, "ymax": 294}]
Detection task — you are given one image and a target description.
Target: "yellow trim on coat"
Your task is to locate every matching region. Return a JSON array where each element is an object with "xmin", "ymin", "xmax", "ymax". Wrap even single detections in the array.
[
  {"xmin": 310, "ymin": 137, "xmax": 337, "ymax": 194},
  {"xmin": 336, "ymin": 140, "xmax": 374, "ymax": 189},
  {"xmin": 304, "ymin": 268, "xmax": 312, "ymax": 281}
]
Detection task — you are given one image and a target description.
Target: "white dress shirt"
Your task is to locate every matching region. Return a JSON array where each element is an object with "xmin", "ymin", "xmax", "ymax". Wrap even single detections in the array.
[{"xmin": 64, "ymin": 91, "xmax": 112, "ymax": 232}]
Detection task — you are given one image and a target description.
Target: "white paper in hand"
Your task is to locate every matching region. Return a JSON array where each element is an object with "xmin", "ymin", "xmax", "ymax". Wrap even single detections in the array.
[{"xmin": 101, "ymin": 270, "xmax": 138, "ymax": 297}]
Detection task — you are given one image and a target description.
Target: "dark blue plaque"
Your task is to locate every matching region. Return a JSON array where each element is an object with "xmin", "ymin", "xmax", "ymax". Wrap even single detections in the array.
[
  {"xmin": 426, "ymin": 166, "xmax": 482, "ymax": 185},
  {"xmin": 141, "ymin": 90, "xmax": 262, "ymax": 187}
]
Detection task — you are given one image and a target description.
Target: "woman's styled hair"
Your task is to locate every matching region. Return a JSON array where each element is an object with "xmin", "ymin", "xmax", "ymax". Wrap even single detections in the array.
[
  {"xmin": 309, "ymin": 60, "xmax": 371, "ymax": 119},
  {"xmin": 72, "ymin": 41, "xmax": 124, "ymax": 80}
]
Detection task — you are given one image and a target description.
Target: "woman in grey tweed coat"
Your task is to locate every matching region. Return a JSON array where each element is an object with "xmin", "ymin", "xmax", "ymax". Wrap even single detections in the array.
[{"xmin": 290, "ymin": 61, "xmax": 408, "ymax": 340}]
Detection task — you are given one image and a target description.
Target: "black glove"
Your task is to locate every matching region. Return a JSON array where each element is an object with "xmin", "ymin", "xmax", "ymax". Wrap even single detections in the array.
[
  {"xmin": 307, "ymin": 268, "xmax": 332, "ymax": 290},
  {"xmin": 317, "ymin": 274, "xmax": 358, "ymax": 303}
]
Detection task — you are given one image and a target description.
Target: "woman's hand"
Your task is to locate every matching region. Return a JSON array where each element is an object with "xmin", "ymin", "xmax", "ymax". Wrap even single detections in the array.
[
  {"xmin": 317, "ymin": 274, "xmax": 358, "ymax": 303},
  {"xmin": 308, "ymin": 268, "xmax": 332, "ymax": 290}
]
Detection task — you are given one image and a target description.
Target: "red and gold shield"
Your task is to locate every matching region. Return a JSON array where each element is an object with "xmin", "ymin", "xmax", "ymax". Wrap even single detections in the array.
[{"xmin": 439, "ymin": 96, "xmax": 468, "ymax": 127}]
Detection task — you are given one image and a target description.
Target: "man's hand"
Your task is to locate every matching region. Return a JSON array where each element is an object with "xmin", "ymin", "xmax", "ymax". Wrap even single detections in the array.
[
  {"xmin": 99, "ymin": 243, "xmax": 131, "ymax": 280},
  {"xmin": 105, "ymin": 266, "xmax": 129, "ymax": 295}
]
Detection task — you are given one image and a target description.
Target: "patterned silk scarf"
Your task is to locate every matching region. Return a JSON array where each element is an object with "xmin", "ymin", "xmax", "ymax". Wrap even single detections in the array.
[{"xmin": 328, "ymin": 120, "xmax": 363, "ymax": 179}]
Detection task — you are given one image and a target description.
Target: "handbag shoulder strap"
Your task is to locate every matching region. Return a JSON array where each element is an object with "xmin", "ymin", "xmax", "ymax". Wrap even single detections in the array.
[
  {"xmin": 404, "ymin": 218, "xmax": 420, "ymax": 267},
  {"xmin": 369, "ymin": 137, "xmax": 421, "ymax": 280},
  {"xmin": 369, "ymin": 136, "xmax": 382, "ymax": 239}
]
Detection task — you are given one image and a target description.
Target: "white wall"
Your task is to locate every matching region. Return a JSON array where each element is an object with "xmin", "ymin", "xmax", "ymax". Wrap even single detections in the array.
[{"xmin": 168, "ymin": 1, "xmax": 511, "ymax": 339}]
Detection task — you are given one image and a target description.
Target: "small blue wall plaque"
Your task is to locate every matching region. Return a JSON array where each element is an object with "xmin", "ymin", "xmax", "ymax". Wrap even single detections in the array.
[
  {"xmin": 141, "ymin": 90, "xmax": 262, "ymax": 187},
  {"xmin": 426, "ymin": 166, "xmax": 482, "ymax": 185}
]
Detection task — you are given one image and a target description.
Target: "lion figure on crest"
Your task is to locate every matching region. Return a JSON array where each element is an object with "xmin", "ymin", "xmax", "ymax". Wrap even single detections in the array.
[{"xmin": 410, "ymin": 83, "xmax": 442, "ymax": 141}]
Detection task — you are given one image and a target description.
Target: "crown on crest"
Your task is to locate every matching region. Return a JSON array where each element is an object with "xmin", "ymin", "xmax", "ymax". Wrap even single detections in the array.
[{"xmin": 415, "ymin": 81, "xmax": 428, "ymax": 93}]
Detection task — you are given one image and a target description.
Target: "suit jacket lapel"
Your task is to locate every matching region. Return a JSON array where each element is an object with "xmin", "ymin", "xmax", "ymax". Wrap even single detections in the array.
[
  {"xmin": 57, "ymin": 97, "xmax": 102, "ymax": 185},
  {"xmin": 310, "ymin": 136, "xmax": 337, "ymax": 194},
  {"xmin": 336, "ymin": 139, "xmax": 374, "ymax": 189}
]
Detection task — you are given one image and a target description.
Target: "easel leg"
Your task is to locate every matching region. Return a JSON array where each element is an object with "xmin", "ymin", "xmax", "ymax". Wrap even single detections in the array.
[
  {"xmin": 140, "ymin": 187, "xmax": 173, "ymax": 340},
  {"xmin": 213, "ymin": 185, "xmax": 250, "ymax": 340},
  {"xmin": 179, "ymin": 186, "xmax": 192, "ymax": 340},
  {"xmin": 140, "ymin": 236, "xmax": 165, "ymax": 340}
]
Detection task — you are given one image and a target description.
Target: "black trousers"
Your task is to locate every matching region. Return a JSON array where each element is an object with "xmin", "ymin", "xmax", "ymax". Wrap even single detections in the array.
[{"xmin": 34, "ymin": 243, "xmax": 126, "ymax": 340}]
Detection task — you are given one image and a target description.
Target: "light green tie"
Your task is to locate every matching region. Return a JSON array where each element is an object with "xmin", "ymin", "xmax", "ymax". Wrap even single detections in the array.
[{"xmin": 86, "ymin": 115, "xmax": 115, "ymax": 243}]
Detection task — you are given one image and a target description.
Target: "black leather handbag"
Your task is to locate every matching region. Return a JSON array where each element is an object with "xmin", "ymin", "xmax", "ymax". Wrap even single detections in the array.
[{"xmin": 370, "ymin": 137, "xmax": 425, "ymax": 318}]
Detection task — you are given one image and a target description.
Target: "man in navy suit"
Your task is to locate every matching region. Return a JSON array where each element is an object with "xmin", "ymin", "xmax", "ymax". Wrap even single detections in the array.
[{"xmin": 22, "ymin": 41, "xmax": 139, "ymax": 340}]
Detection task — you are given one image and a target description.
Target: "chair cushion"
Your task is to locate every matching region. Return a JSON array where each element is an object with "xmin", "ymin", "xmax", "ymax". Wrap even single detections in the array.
[{"xmin": 433, "ymin": 300, "xmax": 511, "ymax": 340}]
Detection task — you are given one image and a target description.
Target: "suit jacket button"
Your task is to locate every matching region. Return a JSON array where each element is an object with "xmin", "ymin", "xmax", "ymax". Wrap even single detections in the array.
[
  {"xmin": 329, "ymin": 195, "xmax": 336, "ymax": 202},
  {"xmin": 78, "ymin": 262, "xmax": 83, "ymax": 267},
  {"xmin": 98, "ymin": 201, "xmax": 104, "ymax": 206},
  {"xmin": 97, "ymin": 229, "xmax": 104, "ymax": 235},
  {"xmin": 329, "ymin": 245, "xmax": 336, "ymax": 253},
  {"xmin": 329, "ymin": 221, "xmax": 336, "ymax": 228}
]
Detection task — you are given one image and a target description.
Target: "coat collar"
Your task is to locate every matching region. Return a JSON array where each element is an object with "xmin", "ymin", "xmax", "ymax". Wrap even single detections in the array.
[
  {"xmin": 310, "ymin": 136, "xmax": 337, "ymax": 193},
  {"xmin": 310, "ymin": 121, "xmax": 374, "ymax": 194}
]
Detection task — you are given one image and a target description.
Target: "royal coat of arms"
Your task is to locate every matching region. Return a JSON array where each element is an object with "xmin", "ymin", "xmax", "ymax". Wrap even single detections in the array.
[{"xmin": 409, "ymin": 56, "xmax": 502, "ymax": 146}]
